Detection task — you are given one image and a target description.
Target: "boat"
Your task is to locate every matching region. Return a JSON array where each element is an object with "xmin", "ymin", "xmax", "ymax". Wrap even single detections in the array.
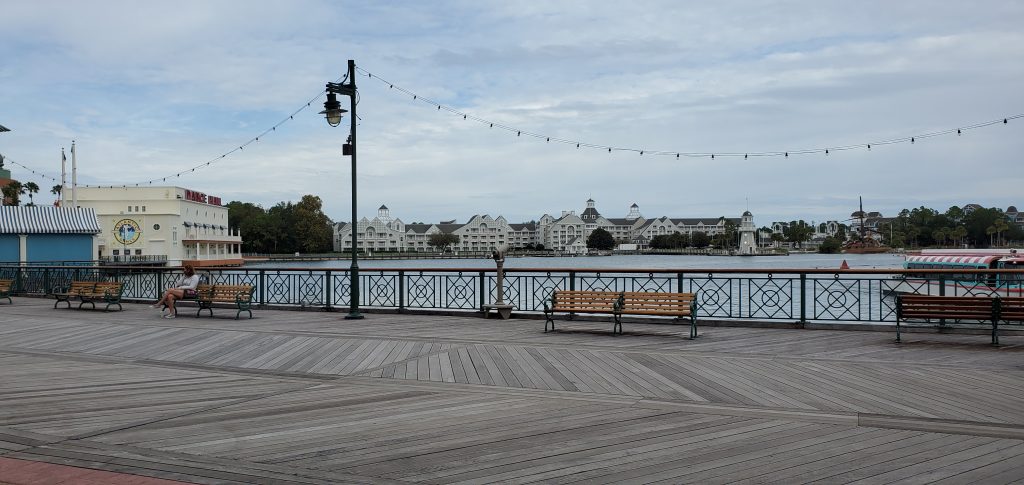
[
  {"xmin": 890, "ymin": 248, "xmax": 1024, "ymax": 296},
  {"xmin": 842, "ymin": 196, "xmax": 891, "ymax": 254}
]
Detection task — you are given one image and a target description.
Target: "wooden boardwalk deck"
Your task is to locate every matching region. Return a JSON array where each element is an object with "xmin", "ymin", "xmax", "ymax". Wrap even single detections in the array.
[{"xmin": 1, "ymin": 298, "xmax": 1022, "ymax": 483}]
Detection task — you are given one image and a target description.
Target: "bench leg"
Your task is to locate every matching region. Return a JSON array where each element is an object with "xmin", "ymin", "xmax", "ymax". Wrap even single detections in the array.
[
  {"xmin": 689, "ymin": 318, "xmax": 697, "ymax": 340},
  {"xmin": 544, "ymin": 310, "xmax": 554, "ymax": 332},
  {"xmin": 895, "ymin": 319, "xmax": 902, "ymax": 343},
  {"xmin": 613, "ymin": 314, "xmax": 622, "ymax": 335},
  {"xmin": 54, "ymin": 298, "xmax": 68, "ymax": 309},
  {"xmin": 992, "ymin": 320, "xmax": 999, "ymax": 346}
]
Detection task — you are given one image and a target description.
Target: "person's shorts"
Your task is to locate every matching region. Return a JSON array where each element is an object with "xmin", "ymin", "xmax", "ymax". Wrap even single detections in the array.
[{"xmin": 184, "ymin": 289, "xmax": 197, "ymax": 298}]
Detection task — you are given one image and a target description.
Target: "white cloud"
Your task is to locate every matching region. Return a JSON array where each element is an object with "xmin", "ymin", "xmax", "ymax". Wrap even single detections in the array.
[{"xmin": 1, "ymin": 0, "xmax": 1022, "ymax": 226}]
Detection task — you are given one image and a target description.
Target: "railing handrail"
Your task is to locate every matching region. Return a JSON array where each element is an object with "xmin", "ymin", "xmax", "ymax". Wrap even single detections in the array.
[{"xmin": 2, "ymin": 263, "xmax": 1023, "ymax": 275}]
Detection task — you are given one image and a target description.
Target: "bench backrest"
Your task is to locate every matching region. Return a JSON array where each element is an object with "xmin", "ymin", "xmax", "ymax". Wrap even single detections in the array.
[
  {"xmin": 210, "ymin": 284, "xmax": 254, "ymax": 302},
  {"xmin": 999, "ymin": 297, "xmax": 1024, "ymax": 322},
  {"xmin": 92, "ymin": 282, "xmax": 123, "ymax": 296},
  {"xmin": 194, "ymin": 284, "xmax": 214, "ymax": 297},
  {"xmin": 67, "ymin": 281, "xmax": 96, "ymax": 294},
  {"xmin": 897, "ymin": 295, "xmax": 997, "ymax": 320},
  {"xmin": 551, "ymin": 290, "xmax": 622, "ymax": 312},
  {"xmin": 620, "ymin": 291, "xmax": 696, "ymax": 315},
  {"xmin": 0, "ymin": 279, "xmax": 12, "ymax": 292}
]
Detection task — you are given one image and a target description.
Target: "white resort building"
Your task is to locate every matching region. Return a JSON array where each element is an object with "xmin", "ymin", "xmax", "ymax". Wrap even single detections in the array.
[
  {"xmin": 68, "ymin": 186, "xmax": 244, "ymax": 266},
  {"xmin": 334, "ymin": 199, "xmax": 754, "ymax": 255}
]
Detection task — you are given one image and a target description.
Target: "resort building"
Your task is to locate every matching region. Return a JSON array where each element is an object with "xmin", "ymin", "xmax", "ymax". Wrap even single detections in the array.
[
  {"xmin": 333, "ymin": 199, "xmax": 754, "ymax": 254},
  {"xmin": 67, "ymin": 186, "xmax": 243, "ymax": 266}
]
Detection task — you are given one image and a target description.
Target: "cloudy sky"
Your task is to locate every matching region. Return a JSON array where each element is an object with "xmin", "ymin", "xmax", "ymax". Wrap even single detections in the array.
[{"xmin": 2, "ymin": 1, "xmax": 1022, "ymax": 227}]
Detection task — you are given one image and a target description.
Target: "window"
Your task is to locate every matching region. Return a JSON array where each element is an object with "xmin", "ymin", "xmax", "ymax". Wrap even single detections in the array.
[
  {"xmin": 127, "ymin": 206, "xmax": 132, "ymax": 212},
  {"xmin": 153, "ymin": 224, "xmax": 160, "ymax": 231},
  {"xmin": 142, "ymin": 206, "xmax": 146, "ymax": 212},
  {"xmin": 113, "ymin": 249, "xmax": 120, "ymax": 255},
  {"xmin": 135, "ymin": 249, "xmax": 142, "ymax": 255}
]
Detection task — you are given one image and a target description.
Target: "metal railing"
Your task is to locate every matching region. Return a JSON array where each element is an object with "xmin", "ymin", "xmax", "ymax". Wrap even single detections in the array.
[{"xmin": 2, "ymin": 264, "xmax": 1021, "ymax": 324}]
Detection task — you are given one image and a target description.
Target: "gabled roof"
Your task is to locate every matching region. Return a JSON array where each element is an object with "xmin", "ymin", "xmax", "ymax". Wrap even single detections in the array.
[
  {"xmin": 508, "ymin": 222, "xmax": 537, "ymax": 231},
  {"xmin": 405, "ymin": 223, "xmax": 433, "ymax": 234},
  {"xmin": 605, "ymin": 218, "xmax": 633, "ymax": 226},
  {"xmin": 0, "ymin": 207, "xmax": 101, "ymax": 234},
  {"xmin": 437, "ymin": 223, "xmax": 464, "ymax": 233}
]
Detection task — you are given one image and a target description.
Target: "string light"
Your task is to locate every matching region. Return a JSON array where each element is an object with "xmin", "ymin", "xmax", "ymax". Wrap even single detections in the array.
[
  {"xmin": 6, "ymin": 70, "xmax": 351, "ymax": 188},
  {"xmin": 355, "ymin": 65, "xmax": 1023, "ymax": 160}
]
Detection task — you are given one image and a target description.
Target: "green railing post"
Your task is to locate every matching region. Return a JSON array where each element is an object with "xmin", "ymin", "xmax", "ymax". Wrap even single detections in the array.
[
  {"xmin": 325, "ymin": 270, "xmax": 333, "ymax": 310},
  {"xmin": 398, "ymin": 270, "xmax": 406, "ymax": 312},
  {"xmin": 799, "ymin": 272, "xmax": 807, "ymax": 326},
  {"xmin": 569, "ymin": 271, "xmax": 576, "ymax": 291},
  {"xmin": 677, "ymin": 272, "xmax": 684, "ymax": 293},
  {"xmin": 939, "ymin": 274, "xmax": 946, "ymax": 327},
  {"xmin": 44, "ymin": 268, "xmax": 50, "ymax": 295},
  {"xmin": 157, "ymin": 270, "xmax": 163, "ymax": 299},
  {"xmin": 479, "ymin": 271, "xmax": 486, "ymax": 310},
  {"xmin": 259, "ymin": 270, "xmax": 266, "ymax": 306}
]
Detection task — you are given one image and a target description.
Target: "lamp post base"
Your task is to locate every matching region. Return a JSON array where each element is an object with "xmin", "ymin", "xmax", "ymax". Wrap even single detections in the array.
[
  {"xmin": 344, "ymin": 311, "xmax": 364, "ymax": 320},
  {"xmin": 482, "ymin": 304, "xmax": 514, "ymax": 320}
]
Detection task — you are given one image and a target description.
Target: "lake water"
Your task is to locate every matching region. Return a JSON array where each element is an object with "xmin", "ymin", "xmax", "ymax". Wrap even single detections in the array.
[{"xmin": 245, "ymin": 252, "xmax": 905, "ymax": 271}]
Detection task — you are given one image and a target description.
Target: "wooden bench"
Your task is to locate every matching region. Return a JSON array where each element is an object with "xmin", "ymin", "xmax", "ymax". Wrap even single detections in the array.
[
  {"xmin": 544, "ymin": 290, "xmax": 699, "ymax": 338},
  {"xmin": 159, "ymin": 284, "xmax": 211, "ymax": 316},
  {"xmin": 620, "ymin": 291, "xmax": 698, "ymax": 339},
  {"xmin": 0, "ymin": 279, "xmax": 12, "ymax": 304},
  {"xmin": 196, "ymin": 284, "xmax": 255, "ymax": 319},
  {"xmin": 78, "ymin": 282, "xmax": 124, "ymax": 312},
  {"xmin": 896, "ymin": 295, "xmax": 999, "ymax": 344},
  {"xmin": 1000, "ymin": 297, "xmax": 1024, "ymax": 328},
  {"xmin": 54, "ymin": 281, "xmax": 97, "ymax": 309}
]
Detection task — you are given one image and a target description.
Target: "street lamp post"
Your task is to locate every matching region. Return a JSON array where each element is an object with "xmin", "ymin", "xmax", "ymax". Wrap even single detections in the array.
[{"xmin": 321, "ymin": 60, "xmax": 364, "ymax": 319}]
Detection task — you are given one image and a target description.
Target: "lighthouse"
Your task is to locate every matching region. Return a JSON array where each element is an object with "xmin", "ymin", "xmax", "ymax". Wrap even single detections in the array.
[{"xmin": 739, "ymin": 210, "xmax": 757, "ymax": 255}]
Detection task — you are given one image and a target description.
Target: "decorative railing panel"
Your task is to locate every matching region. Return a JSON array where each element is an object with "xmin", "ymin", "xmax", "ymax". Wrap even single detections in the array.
[{"xmin": 2, "ymin": 264, "xmax": 1021, "ymax": 325}]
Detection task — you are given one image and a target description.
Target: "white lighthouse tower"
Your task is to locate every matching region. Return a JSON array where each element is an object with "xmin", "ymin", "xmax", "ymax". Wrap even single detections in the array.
[{"xmin": 739, "ymin": 210, "xmax": 757, "ymax": 255}]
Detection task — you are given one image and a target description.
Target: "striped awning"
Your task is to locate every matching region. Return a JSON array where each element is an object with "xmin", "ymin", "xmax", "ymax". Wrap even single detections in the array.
[
  {"xmin": 0, "ymin": 206, "xmax": 101, "ymax": 234},
  {"xmin": 905, "ymin": 255, "xmax": 1000, "ymax": 266}
]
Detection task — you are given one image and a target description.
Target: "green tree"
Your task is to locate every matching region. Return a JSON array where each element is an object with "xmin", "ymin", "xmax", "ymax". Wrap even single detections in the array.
[
  {"xmin": 586, "ymin": 228, "xmax": 615, "ymax": 250},
  {"xmin": 23, "ymin": 182, "xmax": 39, "ymax": 206},
  {"xmin": 293, "ymin": 195, "xmax": 333, "ymax": 253},
  {"xmin": 428, "ymin": 233, "xmax": 460, "ymax": 251},
  {"xmin": 691, "ymin": 231, "xmax": 710, "ymax": 248},
  {"xmin": 818, "ymin": 237, "xmax": 842, "ymax": 254},
  {"xmin": 783, "ymin": 220, "xmax": 814, "ymax": 248},
  {"xmin": 648, "ymin": 234, "xmax": 669, "ymax": 249},
  {"xmin": 963, "ymin": 207, "xmax": 1005, "ymax": 247},
  {"xmin": 669, "ymin": 231, "xmax": 690, "ymax": 248},
  {"xmin": 951, "ymin": 226, "xmax": 968, "ymax": 248},
  {"xmin": 1, "ymin": 180, "xmax": 23, "ymax": 206}
]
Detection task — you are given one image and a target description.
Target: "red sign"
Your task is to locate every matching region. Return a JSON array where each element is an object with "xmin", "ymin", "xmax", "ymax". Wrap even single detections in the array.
[{"xmin": 184, "ymin": 190, "xmax": 222, "ymax": 206}]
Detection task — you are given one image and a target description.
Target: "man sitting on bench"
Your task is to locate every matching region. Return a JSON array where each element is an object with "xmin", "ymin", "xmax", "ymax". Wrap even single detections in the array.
[{"xmin": 149, "ymin": 264, "xmax": 199, "ymax": 319}]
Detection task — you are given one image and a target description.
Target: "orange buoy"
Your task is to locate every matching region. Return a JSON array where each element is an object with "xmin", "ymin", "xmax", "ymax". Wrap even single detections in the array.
[{"xmin": 840, "ymin": 259, "xmax": 849, "ymax": 270}]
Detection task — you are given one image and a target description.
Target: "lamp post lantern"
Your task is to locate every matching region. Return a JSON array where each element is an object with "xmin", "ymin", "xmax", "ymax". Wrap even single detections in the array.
[{"xmin": 321, "ymin": 60, "xmax": 363, "ymax": 319}]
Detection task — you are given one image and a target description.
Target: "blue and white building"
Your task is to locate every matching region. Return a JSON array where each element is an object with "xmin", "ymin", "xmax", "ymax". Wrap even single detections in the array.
[{"xmin": 0, "ymin": 206, "xmax": 101, "ymax": 263}]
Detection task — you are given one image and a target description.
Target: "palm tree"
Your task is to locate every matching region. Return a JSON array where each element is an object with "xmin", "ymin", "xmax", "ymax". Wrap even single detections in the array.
[
  {"xmin": 994, "ymin": 219, "xmax": 1010, "ymax": 247},
  {"xmin": 51, "ymin": 184, "xmax": 63, "ymax": 204},
  {"xmin": 986, "ymin": 225, "xmax": 997, "ymax": 247},
  {"xmin": 23, "ymin": 182, "xmax": 39, "ymax": 206},
  {"xmin": 952, "ymin": 226, "xmax": 968, "ymax": 248}
]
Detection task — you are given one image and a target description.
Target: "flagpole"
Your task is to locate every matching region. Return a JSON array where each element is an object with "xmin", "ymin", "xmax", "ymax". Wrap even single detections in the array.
[
  {"xmin": 71, "ymin": 140, "xmax": 77, "ymax": 208},
  {"xmin": 61, "ymin": 148, "xmax": 67, "ymax": 206}
]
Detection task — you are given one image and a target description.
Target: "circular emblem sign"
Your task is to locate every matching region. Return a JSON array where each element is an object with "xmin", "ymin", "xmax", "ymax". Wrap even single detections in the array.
[{"xmin": 113, "ymin": 219, "xmax": 141, "ymax": 245}]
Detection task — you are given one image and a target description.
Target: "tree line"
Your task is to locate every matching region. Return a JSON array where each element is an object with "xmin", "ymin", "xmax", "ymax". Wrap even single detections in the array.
[
  {"xmin": 879, "ymin": 206, "xmax": 1022, "ymax": 248},
  {"xmin": 227, "ymin": 195, "xmax": 333, "ymax": 254}
]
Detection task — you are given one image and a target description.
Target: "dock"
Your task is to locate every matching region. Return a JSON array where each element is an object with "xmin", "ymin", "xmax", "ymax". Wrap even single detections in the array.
[{"xmin": 1, "ymin": 299, "xmax": 1022, "ymax": 483}]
